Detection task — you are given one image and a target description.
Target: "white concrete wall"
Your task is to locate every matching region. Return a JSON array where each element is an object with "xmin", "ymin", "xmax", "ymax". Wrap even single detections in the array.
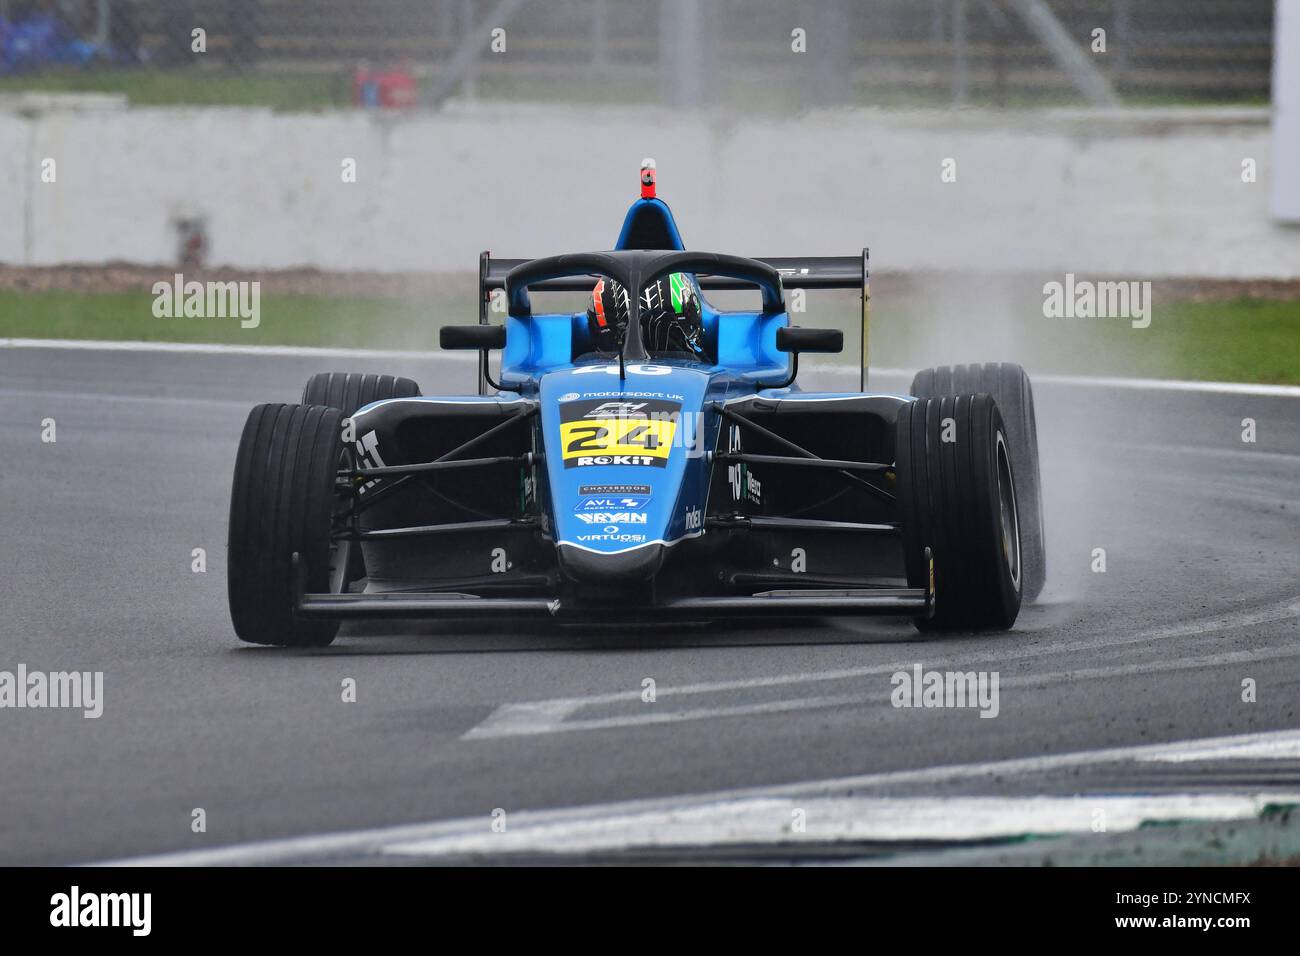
[
  {"xmin": 1273, "ymin": 0, "xmax": 1300, "ymax": 223},
  {"xmin": 2, "ymin": 102, "xmax": 1298, "ymax": 278}
]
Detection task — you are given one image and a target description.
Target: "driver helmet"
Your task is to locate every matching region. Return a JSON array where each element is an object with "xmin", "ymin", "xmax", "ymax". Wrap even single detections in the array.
[{"xmin": 586, "ymin": 273, "xmax": 709, "ymax": 360}]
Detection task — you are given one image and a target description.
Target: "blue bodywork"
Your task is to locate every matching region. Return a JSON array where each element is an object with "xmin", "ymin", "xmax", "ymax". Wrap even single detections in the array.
[
  {"xmin": 354, "ymin": 193, "xmax": 880, "ymax": 587},
  {"xmin": 499, "ymin": 196, "xmax": 814, "ymax": 571}
]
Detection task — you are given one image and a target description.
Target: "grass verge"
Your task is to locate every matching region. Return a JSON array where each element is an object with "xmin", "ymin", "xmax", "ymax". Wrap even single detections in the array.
[{"xmin": 0, "ymin": 287, "xmax": 1295, "ymax": 385}]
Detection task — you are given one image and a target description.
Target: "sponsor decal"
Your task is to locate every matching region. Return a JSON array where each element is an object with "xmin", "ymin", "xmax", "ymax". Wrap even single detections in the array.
[
  {"xmin": 683, "ymin": 504, "xmax": 702, "ymax": 532},
  {"xmin": 725, "ymin": 424, "xmax": 761, "ymax": 504},
  {"xmin": 738, "ymin": 469, "xmax": 762, "ymax": 504},
  {"xmin": 354, "ymin": 429, "xmax": 387, "ymax": 494},
  {"xmin": 576, "ymin": 495, "xmax": 651, "ymax": 511},
  {"xmin": 558, "ymin": 392, "xmax": 581, "ymax": 402},
  {"xmin": 574, "ymin": 511, "xmax": 647, "ymax": 525},
  {"xmin": 574, "ymin": 455, "xmax": 659, "ymax": 467},
  {"xmin": 566, "ymin": 390, "xmax": 686, "ymax": 402},
  {"xmin": 582, "ymin": 400, "xmax": 652, "ymax": 419},
  {"xmin": 576, "ymin": 531, "xmax": 647, "ymax": 544},
  {"xmin": 579, "ymin": 484, "xmax": 651, "ymax": 496},
  {"xmin": 560, "ymin": 398, "xmax": 680, "ymax": 469}
]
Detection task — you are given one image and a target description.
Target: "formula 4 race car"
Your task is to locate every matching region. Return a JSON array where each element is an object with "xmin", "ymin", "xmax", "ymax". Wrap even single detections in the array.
[{"xmin": 227, "ymin": 161, "xmax": 1045, "ymax": 646}]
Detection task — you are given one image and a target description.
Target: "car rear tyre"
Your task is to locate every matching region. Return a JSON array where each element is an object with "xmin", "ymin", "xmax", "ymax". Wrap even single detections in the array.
[
  {"xmin": 300, "ymin": 373, "xmax": 421, "ymax": 583},
  {"xmin": 909, "ymin": 363, "xmax": 1045, "ymax": 602},
  {"xmin": 302, "ymin": 372, "xmax": 421, "ymax": 418},
  {"xmin": 228, "ymin": 403, "xmax": 345, "ymax": 647},
  {"xmin": 895, "ymin": 394, "xmax": 1023, "ymax": 631}
]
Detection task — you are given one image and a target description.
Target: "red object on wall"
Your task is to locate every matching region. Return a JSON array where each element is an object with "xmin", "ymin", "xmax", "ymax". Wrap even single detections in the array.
[{"xmin": 354, "ymin": 63, "xmax": 418, "ymax": 109}]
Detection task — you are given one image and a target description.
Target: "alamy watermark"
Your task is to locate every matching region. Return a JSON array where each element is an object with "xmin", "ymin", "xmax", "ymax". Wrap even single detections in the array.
[
  {"xmin": 1043, "ymin": 273, "xmax": 1151, "ymax": 329},
  {"xmin": 151, "ymin": 273, "xmax": 260, "ymax": 328},
  {"xmin": 0, "ymin": 665, "xmax": 103, "ymax": 718},
  {"xmin": 50, "ymin": 886, "xmax": 150, "ymax": 936},
  {"xmin": 891, "ymin": 663, "xmax": 999, "ymax": 718}
]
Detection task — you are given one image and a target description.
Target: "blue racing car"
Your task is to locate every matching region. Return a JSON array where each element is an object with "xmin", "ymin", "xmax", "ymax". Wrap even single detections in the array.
[{"xmin": 226, "ymin": 161, "xmax": 1045, "ymax": 645}]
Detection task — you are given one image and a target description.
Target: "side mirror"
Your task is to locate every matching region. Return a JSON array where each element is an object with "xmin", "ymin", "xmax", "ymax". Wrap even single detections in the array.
[
  {"xmin": 776, "ymin": 327, "xmax": 843, "ymax": 354},
  {"xmin": 762, "ymin": 326, "xmax": 844, "ymax": 390},
  {"xmin": 441, "ymin": 324, "xmax": 506, "ymax": 351}
]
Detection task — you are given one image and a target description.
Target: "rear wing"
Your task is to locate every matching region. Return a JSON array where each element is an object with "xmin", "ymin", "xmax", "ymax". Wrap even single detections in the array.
[
  {"xmin": 475, "ymin": 249, "xmax": 871, "ymax": 391},
  {"xmin": 479, "ymin": 251, "xmax": 866, "ymax": 293}
]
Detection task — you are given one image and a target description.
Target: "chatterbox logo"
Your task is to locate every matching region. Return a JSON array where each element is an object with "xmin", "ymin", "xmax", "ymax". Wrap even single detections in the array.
[{"xmin": 50, "ymin": 886, "xmax": 151, "ymax": 936}]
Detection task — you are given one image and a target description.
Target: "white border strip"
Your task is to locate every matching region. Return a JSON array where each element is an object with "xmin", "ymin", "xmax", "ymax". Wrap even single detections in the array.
[
  {"xmin": 817, "ymin": 364, "xmax": 1300, "ymax": 398},
  {"xmin": 0, "ymin": 337, "xmax": 471, "ymax": 361},
  {"xmin": 2, "ymin": 340, "xmax": 1296, "ymax": 396},
  {"xmin": 95, "ymin": 726, "xmax": 1300, "ymax": 866},
  {"xmin": 1028, "ymin": 371, "xmax": 1300, "ymax": 397}
]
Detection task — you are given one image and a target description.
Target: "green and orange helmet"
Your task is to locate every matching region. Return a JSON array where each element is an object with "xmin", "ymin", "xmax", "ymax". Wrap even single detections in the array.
[{"xmin": 586, "ymin": 272, "xmax": 709, "ymax": 359}]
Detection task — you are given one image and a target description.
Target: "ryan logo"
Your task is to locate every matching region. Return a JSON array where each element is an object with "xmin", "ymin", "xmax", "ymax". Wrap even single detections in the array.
[{"xmin": 560, "ymin": 398, "xmax": 679, "ymax": 469}]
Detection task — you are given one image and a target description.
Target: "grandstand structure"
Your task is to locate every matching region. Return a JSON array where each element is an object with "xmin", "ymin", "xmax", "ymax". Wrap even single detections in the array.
[{"xmin": 1, "ymin": 0, "xmax": 1278, "ymax": 106}]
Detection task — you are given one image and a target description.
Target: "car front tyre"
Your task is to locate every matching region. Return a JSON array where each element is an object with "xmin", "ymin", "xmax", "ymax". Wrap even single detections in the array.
[
  {"xmin": 227, "ymin": 403, "xmax": 345, "ymax": 647},
  {"xmin": 896, "ymin": 393, "xmax": 1023, "ymax": 631}
]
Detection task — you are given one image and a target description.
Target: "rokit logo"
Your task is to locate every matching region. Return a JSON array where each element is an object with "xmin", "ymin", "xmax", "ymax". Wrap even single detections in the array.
[
  {"xmin": 574, "ymin": 512, "xmax": 647, "ymax": 525},
  {"xmin": 574, "ymin": 454, "xmax": 658, "ymax": 468}
]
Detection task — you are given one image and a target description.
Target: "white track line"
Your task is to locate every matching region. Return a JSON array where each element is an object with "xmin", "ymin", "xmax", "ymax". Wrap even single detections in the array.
[
  {"xmin": 1028, "ymin": 372, "xmax": 1300, "ymax": 397},
  {"xmin": 463, "ymin": 596, "xmax": 1300, "ymax": 739},
  {"xmin": 97, "ymin": 726, "xmax": 1300, "ymax": 866},
  {"xmin": 2, "ymin": 339, "xmax": 1297, "ymax": 396},
  {"xmin": 464, "ymin": 646, "xmax": 1300, "ymax": 739},
  {"xmin": 380, "ymin": 793, "xmax": 1297, "ymax": 857},
  {"xmin": 0, "ymin": 337, "xmax": 473, "ymax": 361},
  {"xmin": 810, "ymin": 364, "xmax": 1300, "ymax": 397},
  {"xmin": 1140, "ymin": 736, "xmax": 1300, "ymax": 763}
]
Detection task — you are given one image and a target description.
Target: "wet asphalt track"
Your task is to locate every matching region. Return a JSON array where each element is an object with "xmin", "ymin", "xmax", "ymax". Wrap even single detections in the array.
[{"xmin": 0, "ymin": 346, "xmax": 1297, "ymax": 865}]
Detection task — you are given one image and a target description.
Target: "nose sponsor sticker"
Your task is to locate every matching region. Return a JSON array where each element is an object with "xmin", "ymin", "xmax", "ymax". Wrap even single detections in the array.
[
  {"xmin": 576, "ymin": 495, "xmax": 651, "ymax": 512},
  {"xmin": 560, "ymin": 398, "xmax": 680, "ymax": 469}
]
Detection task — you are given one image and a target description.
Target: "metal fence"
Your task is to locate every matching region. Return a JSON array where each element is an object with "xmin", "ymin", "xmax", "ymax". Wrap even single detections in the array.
[{"xmin": 0, "ymin": 0, "xmax": 1278, "ymax": 108}]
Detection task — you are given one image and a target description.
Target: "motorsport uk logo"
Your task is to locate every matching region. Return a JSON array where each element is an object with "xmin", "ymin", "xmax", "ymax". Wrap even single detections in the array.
[
  {"xmin": 50, "ymin": 886, "xmax": 151, "ymax": 936},
  {"xmin": 0, "ymin": 665, "xmax": 103, "ymax": 718}
]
